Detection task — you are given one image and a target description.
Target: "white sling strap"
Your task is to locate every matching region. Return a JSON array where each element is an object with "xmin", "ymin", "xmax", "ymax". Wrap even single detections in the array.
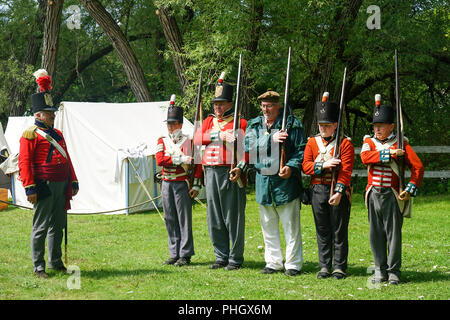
[
  {"xmin": 369, "ymin": 137, "xmax": 399, "ymax": 176},
  {"xmin": 35, "ymin": 128, "xmax": 67, "ymax": 159},
  {"xmin": 314, "ymin": 136, "xmax": 335, "ymax": 162}
]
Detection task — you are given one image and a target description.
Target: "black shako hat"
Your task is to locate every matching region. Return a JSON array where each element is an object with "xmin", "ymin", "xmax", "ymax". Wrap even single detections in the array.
[
  {"xmin": 211, "ymin": 71, "xmax": 233, "ymax": 102},
  {"xmin": 316, "ymin": 92, "xmax": 339, "ymax": 123},
  {"xmin": 166, "ymin": 94, "xmax": 184, "ymax": 123},
  {"xmin": 372, "ymin": 94, "xmax": 394, "ymax": 124},
  {"xmin": 372, "ymin": 105, "xmax": 395, "ymax": 124},
  {"xmin": 31, "ymin": 92, "xmax": 58, "ymax": 114}
]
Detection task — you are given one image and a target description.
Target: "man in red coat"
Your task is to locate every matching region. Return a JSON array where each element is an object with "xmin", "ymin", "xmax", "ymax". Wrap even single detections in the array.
[
  {"xmin": 194, "ymin": 73, "xmax": 248, "ymax": 271},
  {"xmin": 302, "ymin": 92, "xmax": 354, "ymax": 280},
  {"xmin": 19, "ymin": 69, "xmax": 78, "ymax": 278},
  {"xmin": 360, "ymin": 94, "xmax": 424, "ymax": 285}
]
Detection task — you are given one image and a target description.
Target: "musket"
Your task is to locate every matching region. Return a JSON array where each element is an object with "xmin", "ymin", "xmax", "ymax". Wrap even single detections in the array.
[
  {"xmin": 230, "ymin": 54, "xmax": 243, "ymax": 187},
  {"xmin": 188, "ymin": 70, "xmax": 203, "ymax": 190},
  {"xmin": 329, "ymin": 67, "xmax": 347, "ymax": 198},
  {"xmin": 395, "ymin": 49, "xmax": 405, "ymax": 195},
  {"xmin": 279, "ymin": 47, "xmax": 291, "ymax": 172},
  {"xmin": 64, "ymin": 223, "xmax": 68, "ymax": 265}
]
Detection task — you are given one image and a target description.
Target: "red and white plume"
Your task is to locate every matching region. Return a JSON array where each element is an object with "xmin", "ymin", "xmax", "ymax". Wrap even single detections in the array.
[
  {"xmin": 375, "ymin": 94, "xmax": 381, "ymax": 106},
  {"xmin": 322, "ymin": 92, "xmax": 329, "ymax": 102},
  {"xmin": 170, "ymin": 94, "xmax": 176, "ymax": 105},
  {"xmin": 218, "ymin": 71, "xmax": 226, "ymax": 84},
  {"xmin": 33, "ymin": 69, "xmax": 52, "ymax": 92}
]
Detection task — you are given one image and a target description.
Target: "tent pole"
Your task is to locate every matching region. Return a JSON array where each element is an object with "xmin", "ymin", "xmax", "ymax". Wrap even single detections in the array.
[{"xmin": 126, "ymin": 159, "xmax": 129, "ymax": 215}]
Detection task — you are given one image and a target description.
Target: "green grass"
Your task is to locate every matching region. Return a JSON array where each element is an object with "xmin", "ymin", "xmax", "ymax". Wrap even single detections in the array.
[{"xmin": 0, "ymin": 192, "xmax": 448, "ymax": 300}]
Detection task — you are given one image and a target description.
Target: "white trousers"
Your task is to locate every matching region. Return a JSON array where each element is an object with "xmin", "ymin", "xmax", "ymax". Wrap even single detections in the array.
[{"xmin": 259, "ymin": 198, "xmax": 303, "ymax": 271}]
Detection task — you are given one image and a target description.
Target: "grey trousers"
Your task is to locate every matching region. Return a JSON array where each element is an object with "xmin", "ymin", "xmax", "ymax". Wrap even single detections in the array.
[
  {"xmin": 311, "ymin": 184, "xmax": 350, "ymax": 272},
  {"xmin": 161, "ymin": 180, "xmax": 194, "ymax": 259},
  {"xmin": 367, "ymin": 187, "xmax": 403, "ymax": 278},
  {"xmin": 31, "ymin": 181, "xmax": 67, "ymax": 272},
  {"xmin": 204, "ymin": 166, "xmax": 246, "ymax": 265}
]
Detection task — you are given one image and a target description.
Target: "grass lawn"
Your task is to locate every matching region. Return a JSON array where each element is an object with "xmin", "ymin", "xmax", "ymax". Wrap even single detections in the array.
[{"xmin": 0, "ymin": 192, "xmax": 448, "ymax": 300}]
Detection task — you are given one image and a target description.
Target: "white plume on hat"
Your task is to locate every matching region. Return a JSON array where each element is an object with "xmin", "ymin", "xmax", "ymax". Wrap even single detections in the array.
[
  {"xmin": 33, "ymin": 69, "xmax": 48, "ymax": 79},
  {"xmin": 375, "ymin": 94, "xmax": 381, "ymax": 106},
  {"xmin": 218, "ymin": 71, "xmax": 226, "ymax": 83}
]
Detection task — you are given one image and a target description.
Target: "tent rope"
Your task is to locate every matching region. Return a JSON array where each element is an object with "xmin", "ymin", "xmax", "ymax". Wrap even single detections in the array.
[
  {"xmin": 127, "ymin": 158, "xmax": 164, "ymax": 221},
  {"xmin": 0, "ymin": 196, "xmax": 162, "ymax": 215}
]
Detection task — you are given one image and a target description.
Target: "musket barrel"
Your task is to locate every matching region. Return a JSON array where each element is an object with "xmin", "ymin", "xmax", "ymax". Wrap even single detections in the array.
[
  {"xmin": 395, "ymin": 49, "xmax": 404, "ymax": 150},
  {"xmin": 333, "ymin": 67, "xmax": 347, "ymax": 159},
  {"xmin": 330, "ymin": 67, "xmax": 347, "ymax": 198},
  {"xmin": 395, "ymin": 49, "xmax": 405, "ymax": 192},
  {"xmin": 233, "ymin": 54, "xmax": 242, "ymax": 134},
  {"xmin": 189, "ymin": 70, "xmax": 203, "ymax": 188},
  {"xmin": 281, "ymin": 47, "xmax": 291, "ymax": 131},
  {"xmin": 231, "ymin": 54, "xmax": 242, "ymax": 167}
]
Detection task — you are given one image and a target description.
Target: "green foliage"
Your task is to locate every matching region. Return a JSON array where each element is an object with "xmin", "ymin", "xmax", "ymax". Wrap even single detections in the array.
[
  {"xmin": 0, "ymin": 0, "xmax": 447, "ymax": 151},
  {"xmin": 0, "ymin": 58, "xmax": 34, "ymax": 121}
]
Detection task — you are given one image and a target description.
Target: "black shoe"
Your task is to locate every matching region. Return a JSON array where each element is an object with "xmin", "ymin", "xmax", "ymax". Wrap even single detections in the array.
[
  {"xmin": 34, "ymin": 270, "xmax": 48, "ymax": 279},
  {"xmin": 224, "ymin": 263, "xmax": 241, "ymax": 271},
  {"xmin": 317, "ymin": 267, "xmax": 331, "ymax": 279},
  {"xmin": 49, "ymin": 265, "xmax": 68, "ymax": 273},
  {"xmin": 370, "ymin": 276, "xmax": 388, "ymax": 284},
  {"xmin": 163, "ymin": 257, "xmax": 178, "ymax": 265},
  {"xmin": 261, "ymin": 267, "xmax": 281, "ymax": 274},
  {"xmin": 174, "ymin": 257, "xmax": 191, "ymax": 267},
  {"xmin": 332, "ymin": 269, "xmax": 346, "ymax": 280},
  {"xmin": 285, "ymin": 269, "xmax": 301, "ymax": 277},
  {"xmin": 388, "ymin": 273, "xmax": 401, "ymax": 285},
  {"xmin": 209, "ymin": 261, "xmax": 227, "ymax": 269}
]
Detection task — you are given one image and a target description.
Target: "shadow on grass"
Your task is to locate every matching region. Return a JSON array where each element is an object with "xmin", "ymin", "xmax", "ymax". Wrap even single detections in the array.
[
  {"xmin": 239, "ymin": 260, "xmax": 319, "ymax": 274},
  {"xmin": 401, "ymin": 270, "xmax": 449, "ymax": 284},
  {"xmin": 80, "ymin": 268, "xmax": 174, "ymax": 279},
  {"xmin": 345, "ymin": 265, "xmax": 449, "ymax": 284}
]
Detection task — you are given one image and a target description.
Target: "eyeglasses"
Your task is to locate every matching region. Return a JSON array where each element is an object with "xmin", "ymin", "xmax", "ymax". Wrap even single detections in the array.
[{"xmin": 261, "ymin": 103, "xmax": 277, "ymax": 109}]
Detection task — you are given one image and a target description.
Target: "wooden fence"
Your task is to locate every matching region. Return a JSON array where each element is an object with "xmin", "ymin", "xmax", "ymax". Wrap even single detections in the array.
[{"xmin": 352, "ymin": 146, "xmax": 450, "ymax": 178}]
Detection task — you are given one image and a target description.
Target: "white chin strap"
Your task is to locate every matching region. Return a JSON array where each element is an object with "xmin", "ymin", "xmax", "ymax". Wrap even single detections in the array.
[{"xmin": 169, "ymin": 129, "xmax": 183, "ymax": 141}]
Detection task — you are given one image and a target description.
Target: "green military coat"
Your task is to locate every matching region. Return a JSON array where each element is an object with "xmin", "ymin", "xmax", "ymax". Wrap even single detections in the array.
[{"xmin": 244, "ymin": 114, "xmax": 306, "ymax": 206}]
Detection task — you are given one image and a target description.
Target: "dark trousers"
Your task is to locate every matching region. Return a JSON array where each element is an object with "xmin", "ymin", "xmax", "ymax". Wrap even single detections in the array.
[
  {"xmin": 311, "ymin": 184, "xmax": 350, "ymax": 272},
  {"xmin": 31, "ymin": 181, "xmax": 67, "ymax": 272},
  {"xmin": 367, "ymin": 187, "xmax": 403, "ymax": 278},
  {"xmin": 161, "ymin": 180, "xmax": 194, "ymax": 259},
  {"xmin": 204, "ymin": 166, "xmax": 246, "ymax": 265}
]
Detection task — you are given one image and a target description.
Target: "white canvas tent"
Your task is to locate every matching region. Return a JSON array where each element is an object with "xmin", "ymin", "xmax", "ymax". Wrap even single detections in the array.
[
  {"xmin": 0, "ymin": 124, "xmax": 12, "ymax": 189},
  {"xmin": 6, "ymin": 101, "xmax": 195, "ymax": 214}
]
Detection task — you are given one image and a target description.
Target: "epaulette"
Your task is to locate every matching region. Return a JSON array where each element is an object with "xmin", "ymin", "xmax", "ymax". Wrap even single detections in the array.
[
  {"xmin": 363, "ymin": 134, "xmax": 372, "ymax": 141},
  {"xmin": 22, "ymin": 125, "xmax": 38, "ymax": 140}
]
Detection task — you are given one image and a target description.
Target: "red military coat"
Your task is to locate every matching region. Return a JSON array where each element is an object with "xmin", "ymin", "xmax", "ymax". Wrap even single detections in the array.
[
  {"xmin": 302, "ymin": 134, "xmax": 355, "ymax": 193},
  {"xmin": 360, "ymin": 134, "xmax": 424, "ymax": 196},
  {"xmin": 18, "ymin": 123, "xmax": 78, "ymax": 196},
  {"xmin": 194, "ymin": 113, "xmax": 249, "ymax": 167},
  {"xmin": 155, "ymin": 133, "xmax": 203, "ymax": 187}
]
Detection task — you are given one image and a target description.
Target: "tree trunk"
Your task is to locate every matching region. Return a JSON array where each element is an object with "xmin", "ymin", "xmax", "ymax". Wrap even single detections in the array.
[
  {"xmin": 41, "ymin": 0, "xmax": 64, "ymax": 80},
  {"xmin": 80, "ymin": 0, "xmax": 152, "ymax": 102},
  {"xmin": 155, "ymin": 6, "xmax": 189, "ymax": 94},
  {"xmin": 240, "ymin": 0, "xmax": 263, "ymax": 119},
  {"xmin": 8, "ymin": 0, "xmax": 47, "ymax": 116},
  {"xmin": 302, "ymin": 0, "xmax": 363, "ymax": 137},
  {"xmin": 53, "ymin": 33, "xmax": 152, "ymax": 102}
]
